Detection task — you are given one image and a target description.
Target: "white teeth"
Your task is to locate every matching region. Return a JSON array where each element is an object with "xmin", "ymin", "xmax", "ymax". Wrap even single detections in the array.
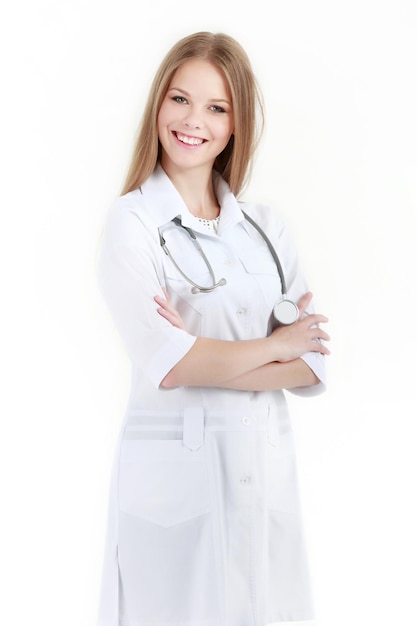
[{"xmin": 176, "ymin": 132, "xmax": 203, "ymax": 145}]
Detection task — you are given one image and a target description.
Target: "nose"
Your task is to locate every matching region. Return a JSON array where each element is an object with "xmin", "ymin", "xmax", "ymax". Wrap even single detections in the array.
[{"xmin": 182, "ymin": 107, "xmax": 203, "ymax": 130}]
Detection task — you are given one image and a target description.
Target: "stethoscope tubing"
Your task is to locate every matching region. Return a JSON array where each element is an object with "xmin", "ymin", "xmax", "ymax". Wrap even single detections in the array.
[
  {"xmin": 241, "ymin": 211, "xmax": 288, "ymax": 297},
  {"xmin": 160, "ymin": 218, "xmax": 226, "ymax": 293},
  {"xmin": 159, "ymin": 213, "xmax": 299, "ymax": 324}
]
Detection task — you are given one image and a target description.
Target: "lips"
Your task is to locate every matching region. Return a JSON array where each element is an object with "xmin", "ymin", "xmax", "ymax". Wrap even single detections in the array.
[{"xmin": 174, "ymin": 131, "xmax": 205, "ymax": 146}]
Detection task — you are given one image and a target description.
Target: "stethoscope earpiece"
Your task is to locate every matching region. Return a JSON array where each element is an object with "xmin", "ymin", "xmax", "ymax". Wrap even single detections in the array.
[{"xmin": 191, "ymin": 278, "xmax": 227, "ymax": 294}]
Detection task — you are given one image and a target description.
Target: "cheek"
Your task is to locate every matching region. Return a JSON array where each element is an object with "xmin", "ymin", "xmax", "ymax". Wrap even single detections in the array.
[
  {"xmin": 157, "ymin": 114, "xmax": 172, "ymax": 151},
  {"xmin": 157, "ymin": 111, "xmax": 165, "ymax": 136},
  {"xmin": 217, "ymin": 123, "xmax": 234, "ymax": 148},
  {"xmin": 157, "ymin": 102, "xmax": 171, "ymax": 134},
  {"xmin": 217, "ymin": 116, "xmax": 234, "ymax": 141}
]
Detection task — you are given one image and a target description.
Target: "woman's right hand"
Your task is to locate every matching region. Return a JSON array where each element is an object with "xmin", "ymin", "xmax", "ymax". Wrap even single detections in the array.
[
  {"xmin": 154, "ymin": 288, "xmax": 186, "ymax": 330},
  {"xmin": 270, "ymin": 292, "xmax": 330, "ymax": 362}
]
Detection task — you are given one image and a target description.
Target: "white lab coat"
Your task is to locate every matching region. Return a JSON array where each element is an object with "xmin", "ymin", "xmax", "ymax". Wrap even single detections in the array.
[{"xmin": 96, "ymin": 164, "xmax": 326, "ymax": 626}]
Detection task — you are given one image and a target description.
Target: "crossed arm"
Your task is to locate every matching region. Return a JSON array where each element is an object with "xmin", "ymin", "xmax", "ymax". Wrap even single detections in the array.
[{"xmin": 154, "ymin": 290, "xmax": 330, "ymax": 391}]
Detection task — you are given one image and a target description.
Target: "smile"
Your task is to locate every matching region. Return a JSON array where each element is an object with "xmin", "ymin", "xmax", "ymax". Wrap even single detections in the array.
[{"xmin": 174, "ymin": 132, "xmax": 205, "ymax": 146}]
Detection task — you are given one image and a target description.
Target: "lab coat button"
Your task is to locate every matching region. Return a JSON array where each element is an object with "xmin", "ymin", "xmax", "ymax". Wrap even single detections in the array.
[
  {"xmin": 241, "ymin": 416, "xmax": 251, "ymax": 425},
  {"xmin": 237, "ymin": 308, "xmax": 247, "ymax": 316},
  {"xmin": 240, "ymin": 475, "xmax": 251, "ymax": 486}
]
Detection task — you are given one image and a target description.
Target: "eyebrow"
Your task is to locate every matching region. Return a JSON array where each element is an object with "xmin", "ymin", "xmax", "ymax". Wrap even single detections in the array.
[{"xmin": 167, "ymin": 87, "xmax": 231, "ymax": 106}]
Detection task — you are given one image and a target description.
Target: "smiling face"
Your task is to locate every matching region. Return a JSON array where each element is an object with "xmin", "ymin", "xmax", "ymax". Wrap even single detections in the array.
[{"xmin": 157, "ymin": 58, "xmax": 234, "ymax": 178}]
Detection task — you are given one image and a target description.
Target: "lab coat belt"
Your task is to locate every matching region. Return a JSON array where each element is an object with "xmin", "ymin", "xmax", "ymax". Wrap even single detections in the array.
[
  {"xmin": 183, "ymin": 408, "xmax": 280, "ymax": 449},
  {"xmin": 183, "ymin": 407, "xmax": 205, "ymax": 451},
  {"xmin": 124, "ymin": 406, "xmax": 283, "ymax": 449}
]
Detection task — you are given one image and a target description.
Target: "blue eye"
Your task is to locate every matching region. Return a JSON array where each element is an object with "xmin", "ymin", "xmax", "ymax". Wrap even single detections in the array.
[
  {"xmin": 210, "ymin": 105, "xmax": 226, "ymax": 113},
  {"xmin": 172, "ymin": 95, "xmax": 187, "ymax": 104}
]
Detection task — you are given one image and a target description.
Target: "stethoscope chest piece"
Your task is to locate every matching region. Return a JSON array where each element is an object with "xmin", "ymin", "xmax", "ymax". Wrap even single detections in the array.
[{"xmin": 273, "ymin": 298, "xmax": 299, "ymax": 325}]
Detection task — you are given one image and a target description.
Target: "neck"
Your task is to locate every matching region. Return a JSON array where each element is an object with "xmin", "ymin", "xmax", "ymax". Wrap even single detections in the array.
[{"xmin": 161, "ymin": 163, "xmax": 220, "ymax": 219}]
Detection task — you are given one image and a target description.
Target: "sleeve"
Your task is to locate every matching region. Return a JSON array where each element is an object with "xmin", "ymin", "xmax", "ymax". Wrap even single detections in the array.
[
  {"xmin": 274, "ymin": 215, "xmax": 327, "ymax": 397},
  {"xmin": 97, "ymin": 202, "xmax": 197, "ymax": 388}
]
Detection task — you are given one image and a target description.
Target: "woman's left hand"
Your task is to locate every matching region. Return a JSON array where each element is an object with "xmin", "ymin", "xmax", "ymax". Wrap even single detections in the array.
[{"xmin": 154, "ymin": 288, "xmax": 186, "ymax": 330}]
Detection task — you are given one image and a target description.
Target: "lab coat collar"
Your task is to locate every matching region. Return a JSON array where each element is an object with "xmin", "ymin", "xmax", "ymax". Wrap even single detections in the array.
[{"xmin": 139, "ymin": 164, "xmax": 245, "ymax": 234}]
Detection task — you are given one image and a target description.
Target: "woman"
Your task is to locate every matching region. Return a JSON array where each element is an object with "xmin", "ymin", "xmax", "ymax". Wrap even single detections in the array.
[{"xmin": 97, "ymin": 31, "xmax": 330, "ymax": 626}]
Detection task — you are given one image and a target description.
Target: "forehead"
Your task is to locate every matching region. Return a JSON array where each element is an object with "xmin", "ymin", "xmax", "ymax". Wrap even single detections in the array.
[{"xmin": 169, "ymin": 58, "xmax": 231, "ymax": 96}]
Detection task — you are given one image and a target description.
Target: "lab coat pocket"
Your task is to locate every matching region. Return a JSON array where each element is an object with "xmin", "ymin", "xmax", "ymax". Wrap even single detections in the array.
[
  {"xmin": 118, "ymin": 439, "xmax": 211, "ymax": 527},
  {"xmin": 239, "ymin": 247, "xmax": 282, "ymax": 312},
  {"xmin": 239, "ymin": 246, "xmax": 278, "ymax": 275},
  {"xmin": 161, "ymin": 248, "xmax": 212, "ymax": 315},
  {"xmin": 266, "ymin": 416, "xmax": 302, "ymax": 515}
]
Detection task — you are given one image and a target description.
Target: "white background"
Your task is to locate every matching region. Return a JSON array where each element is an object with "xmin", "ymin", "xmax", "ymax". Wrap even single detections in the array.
[{"xmin": 1, "ymin": 1, "xmax": 416, "ymax": 625}]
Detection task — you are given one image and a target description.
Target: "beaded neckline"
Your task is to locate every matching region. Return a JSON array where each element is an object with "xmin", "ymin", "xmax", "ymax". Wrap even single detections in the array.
[{"xmin": 196, "ymin": 215, "xmax": 220, "ymax": 233}]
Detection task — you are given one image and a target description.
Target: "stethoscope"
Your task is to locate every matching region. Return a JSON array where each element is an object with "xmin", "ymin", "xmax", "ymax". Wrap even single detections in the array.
[{"xmin": 159, "ymin": 212, "xmax": 299, "ymax": 325}]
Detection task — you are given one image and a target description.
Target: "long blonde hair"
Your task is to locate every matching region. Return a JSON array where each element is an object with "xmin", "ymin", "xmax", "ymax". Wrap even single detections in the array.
[{"xmin": 121, "ymin": 32, "xmax": 264, "ymax": 197}]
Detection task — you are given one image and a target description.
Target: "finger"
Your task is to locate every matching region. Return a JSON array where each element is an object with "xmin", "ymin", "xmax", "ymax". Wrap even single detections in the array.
[
  {"xmin": 154, "ymin": 289, "xmax": 171, "ymax": 306},
  {"xmin": 297, "ymin": 291, "xmax": 313, "ymax": 317},
  {"xmin": 309, "ymin": 338, "xmax": 331, "ymax": 355},
  {"xmin": 155, "ymin": 296, "xmax": 178, "ymax": 317},
  {"xmin": 310, "ymin": 328, "xmax": 331, "ymax": 342},
  {"xmin": 156, "ymin": 307, "xmax": 183, "ymax": 328},
  {"xmin": 157, "ymin": 307, "xmax": 173, "ymax": 323},
  {"xmin": 316, "ymin": 343, "xmax": 331, "ymax": 355},
  {"xmin": 300, "ymin": 313, "xmax": 329, "ymax": 327},
  {"xmin": 155, "ymin": 294, "xmax": 176, "ymax": 313}
]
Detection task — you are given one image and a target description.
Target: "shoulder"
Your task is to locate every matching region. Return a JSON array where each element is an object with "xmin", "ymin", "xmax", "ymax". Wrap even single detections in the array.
[
  {"xmin": 102, "ymin": 188, "xmax": 157, "ymax": 246},
  {"xmin": 237, "ymin": 199, "xmax": 301, "ymax": 263},
  {"xmin": 238, "ymin": 199, "xmax": 288, "ymax": 237},
  {"xmin": 107, "ymin": 188, "xmax": 147, "ymax": 223}
]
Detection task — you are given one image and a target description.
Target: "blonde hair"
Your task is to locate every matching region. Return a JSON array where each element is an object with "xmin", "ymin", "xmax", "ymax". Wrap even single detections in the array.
[{"xmin": 121, "ymin": 31, "xmax": 264, "ymax": 197}]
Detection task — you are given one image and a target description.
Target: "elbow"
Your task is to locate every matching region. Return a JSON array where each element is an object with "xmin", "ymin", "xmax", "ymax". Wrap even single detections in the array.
[
  {"xmin": 159, "ymin": 338, "xmax": 198, "ymax": 389},
  {"xmin": 301, "ymin": 370, "xmax": 322, "ymax": 389},
  {"xmin": 160, "ymin": 368, "xmax": 180, "ymax": 389},
  {"xmin": 293, "ymin": 359, "xmax": 322, "ymax": 388},
  {"xmin": 161, "ymin": 365, "xmax": 198, "ymax": 389}
]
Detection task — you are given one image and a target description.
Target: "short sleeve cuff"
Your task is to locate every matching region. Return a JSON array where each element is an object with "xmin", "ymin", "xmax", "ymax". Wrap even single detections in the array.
[
  {"xmin": 289, "ymin": 351, "xmax": 327, "ymax": 397},
  {"xmin": 145, "ymin": 327, "xmax": 197, "ymax": 388}
]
